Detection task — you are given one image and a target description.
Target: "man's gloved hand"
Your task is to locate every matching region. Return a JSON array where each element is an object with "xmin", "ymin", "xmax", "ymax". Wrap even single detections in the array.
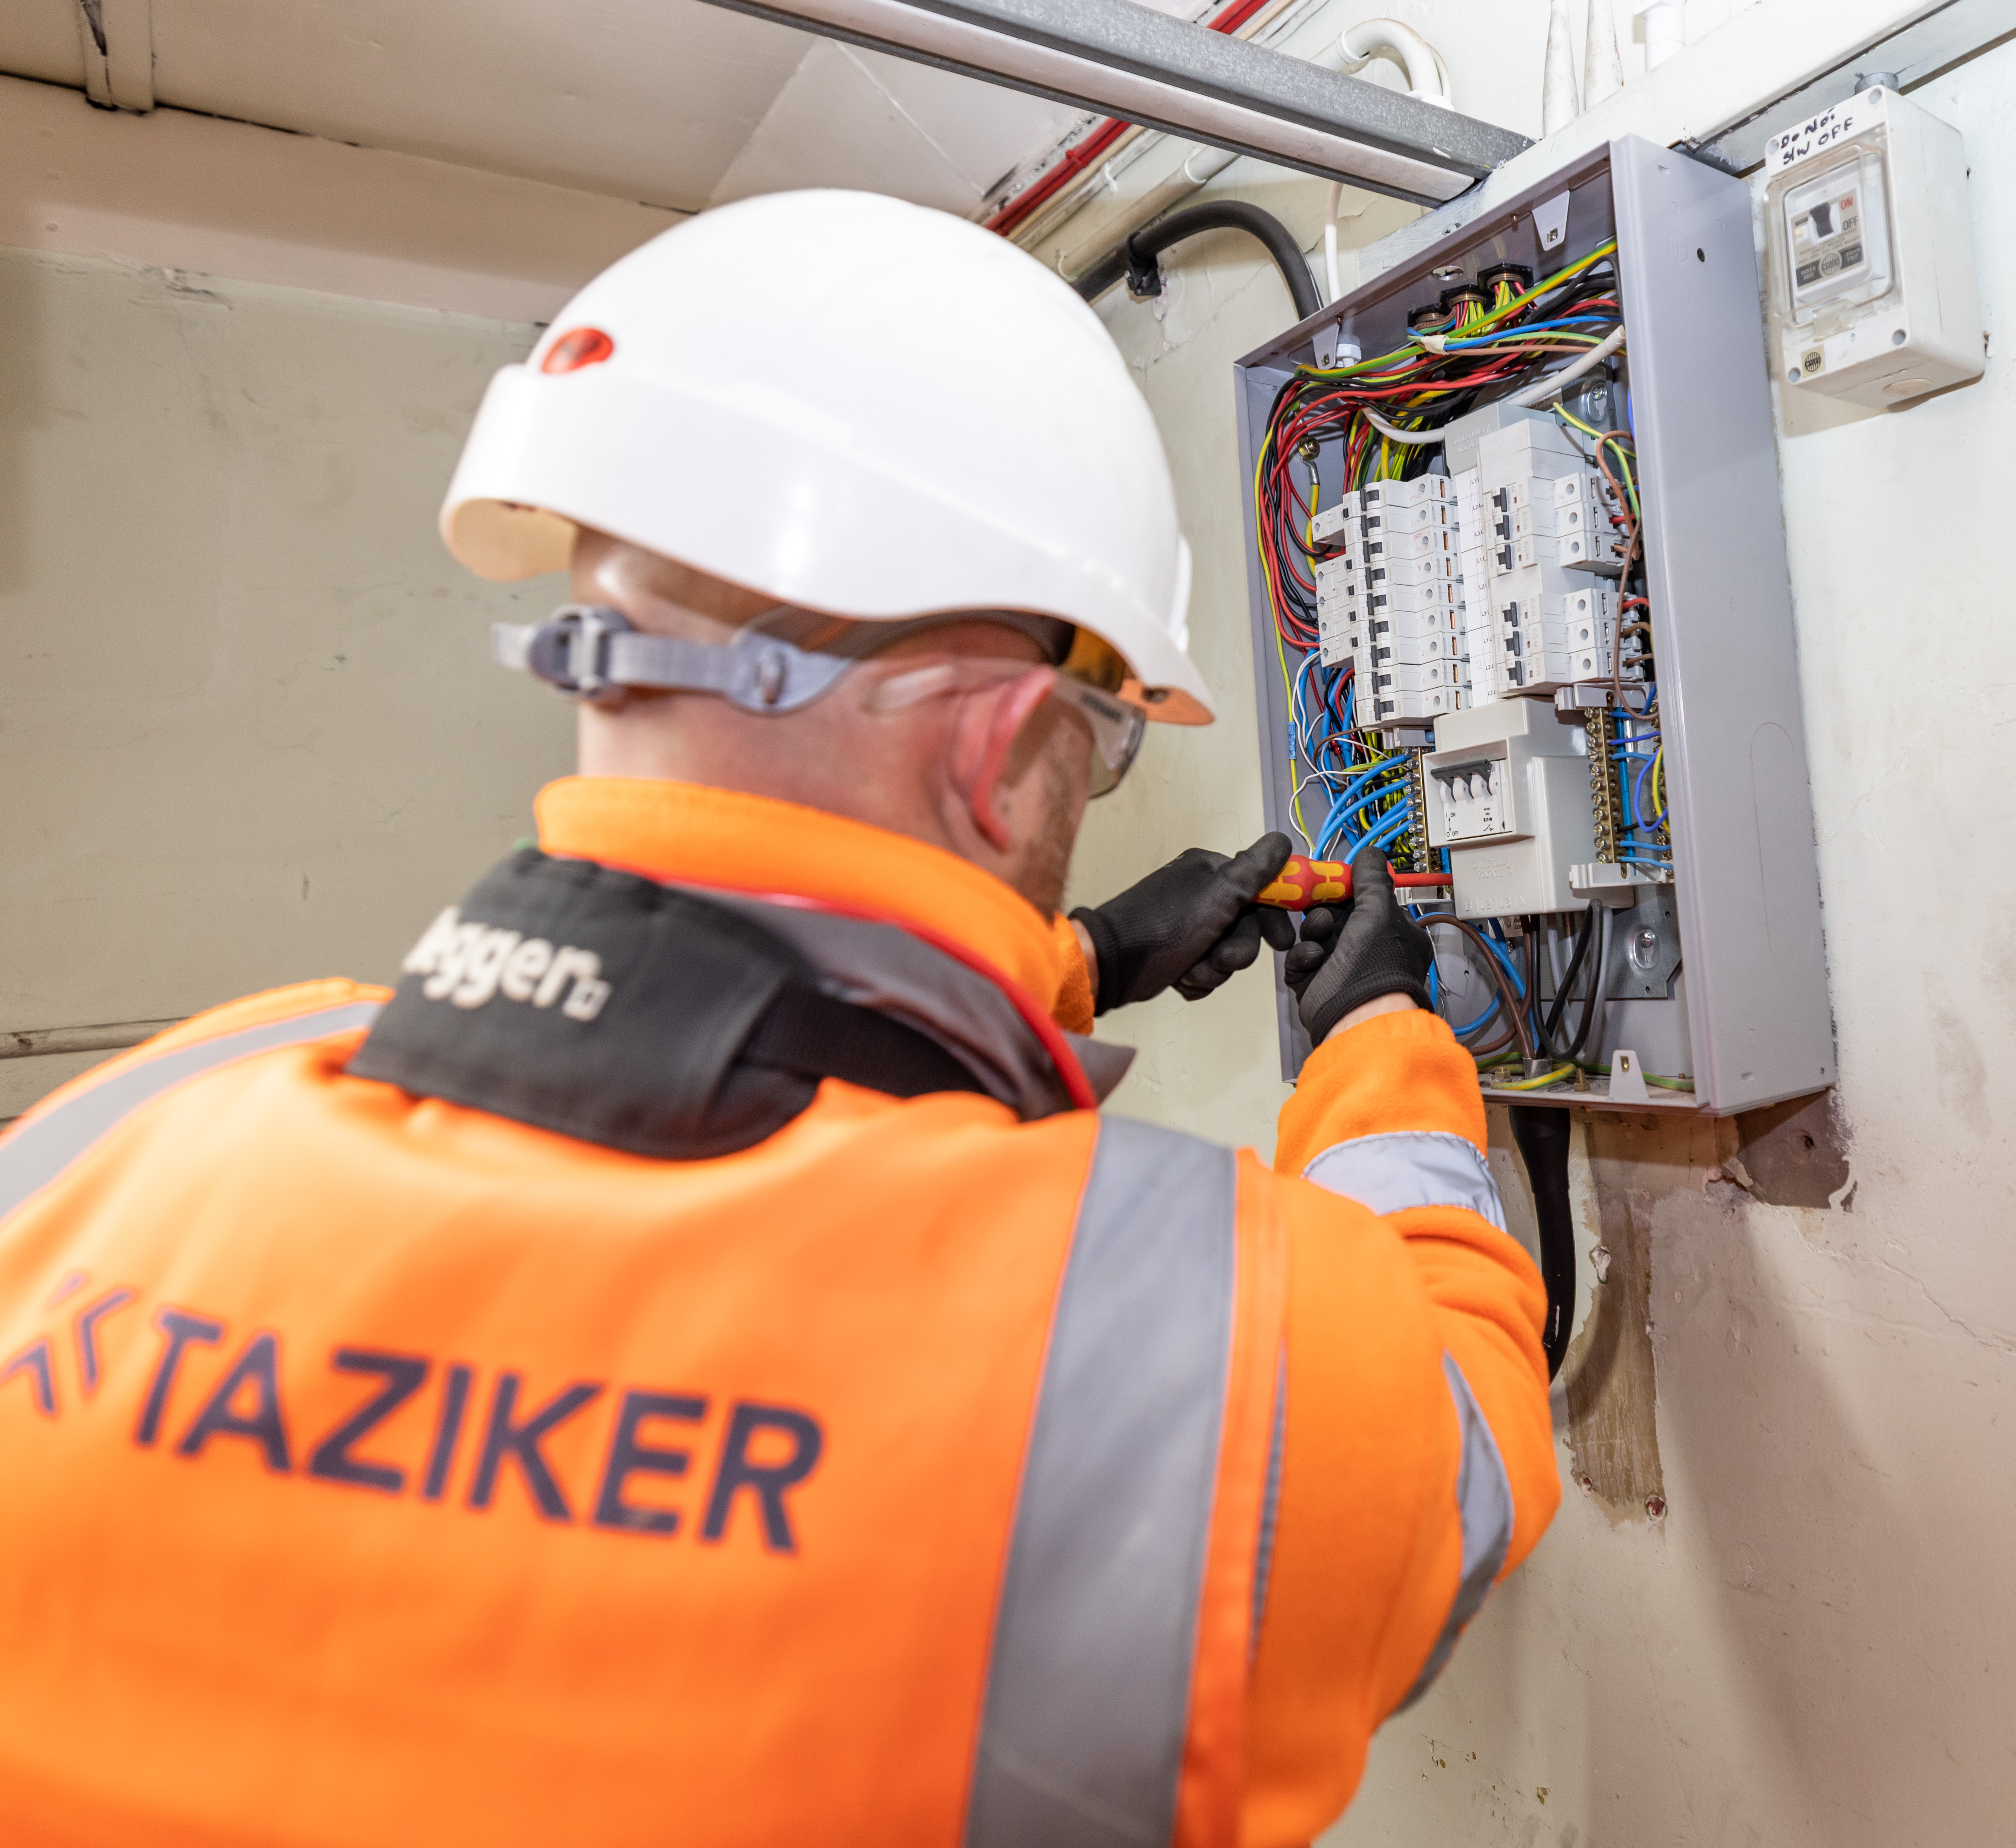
[
  {"xmin": 1281, "ymin": 844, "xmax": 1435, "ymax": 1044},
  {"xmin": 1071, "ymin": 833, "xmax": 1296, "ymax": 1014}
]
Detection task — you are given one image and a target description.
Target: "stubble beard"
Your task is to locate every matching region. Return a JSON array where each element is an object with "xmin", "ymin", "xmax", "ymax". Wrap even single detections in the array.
[{"xmin": 1010, "ymin": 746, "xmax": 1083, "ymax": 917}]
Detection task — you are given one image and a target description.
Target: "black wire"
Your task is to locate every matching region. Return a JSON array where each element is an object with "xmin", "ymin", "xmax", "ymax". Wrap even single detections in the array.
[
  {"xmin": 1509, "ymin": 1106, "xmax": 1577, "ymax": 1378},
  {"xmin": 1075, "ymin": 200, "xmax": 1322, "ymax": 320},
  {"xmin": 1565, "ymin": 907, "xmax": 1611, "ymax": 1061},
  {"xmin": 1540, "ymin": 910, "xmax": 1595, "ymax": 1053}
]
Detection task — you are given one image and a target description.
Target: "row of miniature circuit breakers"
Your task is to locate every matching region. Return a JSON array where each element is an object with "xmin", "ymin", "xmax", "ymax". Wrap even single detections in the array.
[{"xmin": 1309, "ymin": 415, "xmax": 1644, "ymax": 724}]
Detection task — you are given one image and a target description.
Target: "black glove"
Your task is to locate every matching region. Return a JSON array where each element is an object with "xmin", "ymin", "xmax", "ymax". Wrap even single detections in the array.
[
  {"xmin": 1072, "ymin": 833, "xmax": 1296, "ymax": 1014},
  {"xmin": 1281, "ymin": 844, "xmax": 1434, "ymax": 1044}
]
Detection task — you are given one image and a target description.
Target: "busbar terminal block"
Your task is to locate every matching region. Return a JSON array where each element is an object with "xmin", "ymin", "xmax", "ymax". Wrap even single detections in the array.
[{"xmin": 1235, "ymin": 136, "xmax": 1836, "ymax": 1115}]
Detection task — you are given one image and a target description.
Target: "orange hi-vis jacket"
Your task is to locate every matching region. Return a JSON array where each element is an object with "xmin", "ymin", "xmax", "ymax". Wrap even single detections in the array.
[{"xmin": 0, "ymin": 778, "xmax": 1558, "ymax": 1848}]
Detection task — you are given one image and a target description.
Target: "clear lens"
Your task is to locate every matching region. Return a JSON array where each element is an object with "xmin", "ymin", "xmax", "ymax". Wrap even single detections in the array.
[
  {"xmin": 1051, "ymin": 679, "xmax": 1146, "ymax": 797},
  {"xmin": 864, "ymin": 658, "xmax": 1147, "ymax": 797}
]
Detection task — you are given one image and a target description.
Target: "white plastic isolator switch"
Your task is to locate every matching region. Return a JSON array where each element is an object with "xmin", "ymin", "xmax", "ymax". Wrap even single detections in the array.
[{"xmin": 1763, "ymin": 85, "xmax": 1984, "ymax": 408}]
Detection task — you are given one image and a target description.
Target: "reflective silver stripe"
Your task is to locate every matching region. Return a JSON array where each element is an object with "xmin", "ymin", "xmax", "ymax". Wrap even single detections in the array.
[
  {"xmin": 1398, "ymin": 1352, "xmax": 1515, "ymax": 1708},
  {"xmin": 1250, "ymin": 1346, "xmax": 1286, "ymax": 1656},
  {"xmin": 1302, "ymin": 1130, "xmax": 1507, "ymax": 1231},
  {"xmin": 965, "ymin": 1117, "xmax": 1237, "ymax": 1848},
  {"xmin": 0, "ymin": 1002, "xmax": 383, "ymax": 1224}
]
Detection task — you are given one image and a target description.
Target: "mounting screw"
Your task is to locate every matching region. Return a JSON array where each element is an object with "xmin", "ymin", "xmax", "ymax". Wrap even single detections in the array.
[{"xmin": 1645, "ymin": 1495, "xmax": 1667, "ymax": 1520}]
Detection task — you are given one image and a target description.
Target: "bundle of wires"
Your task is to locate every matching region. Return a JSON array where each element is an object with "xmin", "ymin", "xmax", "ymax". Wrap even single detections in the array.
[
  {"xmin": 1286, "ymin": 650, "xmax": 1419, "ymax": 859},
  {"xmin": 1252, "ymin": 240, "xmax": 1687, "ymax": 1092},
  {"xmin": 1254, "ymin": 242, "xmax": 1626, "ymax": 867},
  {"xmin": 1253, "ymin": 241, "xmax": 1624, "ymax": 656},
  {"xmin": 1415, "ymin": 907, "xmax": 1693, "ymax": 1093}
]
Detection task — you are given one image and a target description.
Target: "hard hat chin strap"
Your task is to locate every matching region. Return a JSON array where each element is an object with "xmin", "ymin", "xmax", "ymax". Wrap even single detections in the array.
[{"xmin": 492, "ymin": 604, "xmax": 1069, "ymax": 713}]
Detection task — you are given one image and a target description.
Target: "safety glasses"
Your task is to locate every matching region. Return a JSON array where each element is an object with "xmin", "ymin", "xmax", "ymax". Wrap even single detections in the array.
[
  {"xmin": 866, "ymin": 659, "xmax": 1148, "ymax": 798},
  {"xmin": 1048, "ymin": 675, "xmax": 1147, "ymax": 797}
]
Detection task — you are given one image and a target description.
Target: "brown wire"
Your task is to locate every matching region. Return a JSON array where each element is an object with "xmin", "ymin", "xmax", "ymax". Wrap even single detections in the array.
[
  {"xmin": 1422, "ymin": 912, "xmax": 1535, "ymax": 1062},
  {"xmin": 1582, "ymin": 429, "xmax": 1648, "ymax": 712}
]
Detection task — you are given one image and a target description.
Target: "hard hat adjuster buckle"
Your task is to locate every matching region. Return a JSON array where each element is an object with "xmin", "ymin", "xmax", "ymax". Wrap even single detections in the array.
[{"xmin": 491, "ymin": 605, "xmax": 859, "ymax": 714}]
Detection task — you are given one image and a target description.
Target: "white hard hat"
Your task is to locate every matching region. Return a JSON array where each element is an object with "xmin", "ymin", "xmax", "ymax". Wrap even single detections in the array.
[{"xmin": 440, "ymin": 189, "xmax": 1212, "ymax": 724}]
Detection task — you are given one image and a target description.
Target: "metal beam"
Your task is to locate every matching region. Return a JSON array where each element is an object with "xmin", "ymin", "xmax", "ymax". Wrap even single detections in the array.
[{"xmin": 695, "ymin": 0, "xmax": 1530, "ymax": 204}]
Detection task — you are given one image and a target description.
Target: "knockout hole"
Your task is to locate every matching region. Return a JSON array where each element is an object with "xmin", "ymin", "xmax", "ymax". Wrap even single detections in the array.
[{"xmin": 1696, "ymin": 247, "xmax": 1705, "ymax": 262}]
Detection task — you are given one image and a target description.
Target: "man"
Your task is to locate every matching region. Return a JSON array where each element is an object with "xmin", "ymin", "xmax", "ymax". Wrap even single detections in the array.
[{"xmin": 0, "ymin": 191, "xmax": 1555, "ymax": 1846}]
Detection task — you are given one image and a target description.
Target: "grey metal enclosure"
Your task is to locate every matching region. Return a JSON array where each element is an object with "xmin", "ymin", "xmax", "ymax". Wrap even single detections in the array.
[{"xmin": 1232, "ymin": 136, "xmax": 1833, "ymax": 1117}]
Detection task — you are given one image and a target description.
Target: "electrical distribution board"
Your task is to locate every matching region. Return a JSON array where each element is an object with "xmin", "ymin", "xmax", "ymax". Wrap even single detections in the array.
[{"xmin": 1235, "ymin": 137, "xmax": 1834, "ymax": 1115}]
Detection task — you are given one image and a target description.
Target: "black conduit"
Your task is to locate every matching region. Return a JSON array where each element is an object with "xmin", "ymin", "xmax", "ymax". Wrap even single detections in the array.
[
  {"xmin": 1073, "ymin": 200, "xmax": 1322, "ymax": 323},
  {"xmin": 1509, "ymin": 1106, "xmax": 1576, "ymax": 1380}
]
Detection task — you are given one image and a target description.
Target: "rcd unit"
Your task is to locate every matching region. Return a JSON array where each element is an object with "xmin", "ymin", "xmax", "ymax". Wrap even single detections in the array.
[{"xmin": 1763, "ymin": 83, "xmax": 1983, "ymax": 408}]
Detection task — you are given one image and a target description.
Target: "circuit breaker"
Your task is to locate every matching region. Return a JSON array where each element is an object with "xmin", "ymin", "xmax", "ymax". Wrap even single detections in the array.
[
  {"xmin": 1763, "ymin": 83, "xmax": 1983, "ymax": 408},
  {"xmin": 1234, "ymin": 136, "xmax": 1834, "ymax": 1116}
]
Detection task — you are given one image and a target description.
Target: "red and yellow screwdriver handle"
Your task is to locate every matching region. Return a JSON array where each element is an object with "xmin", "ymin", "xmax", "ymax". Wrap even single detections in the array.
[{"xmin": 1255, "ymin": 856, "xmax": 1452, "ymax": 911}]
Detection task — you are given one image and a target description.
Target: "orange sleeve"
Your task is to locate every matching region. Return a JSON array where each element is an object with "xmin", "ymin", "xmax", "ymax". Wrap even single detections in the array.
[
  {"xmin": 1047, "ymin": 912, "xmax": 1095, "ymax": 1035},
  {"xmin": 1238, "ymin": 1007, "xmax": 1558, "ymax": 1845}
]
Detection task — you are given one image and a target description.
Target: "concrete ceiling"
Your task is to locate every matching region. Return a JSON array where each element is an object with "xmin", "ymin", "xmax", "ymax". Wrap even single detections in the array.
[{"xmin": 0, "ymin": 0, "xmax": 1114, "ymax": 218}]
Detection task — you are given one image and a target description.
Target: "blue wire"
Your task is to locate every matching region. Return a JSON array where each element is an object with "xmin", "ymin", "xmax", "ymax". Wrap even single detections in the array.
[
  {"xmin": 1632, "ymin": 750, "xmax": 1658, "ymax": 829},
  {"xmin": 1442, "ymin": 313, "xmax": 1618, "ymax": 350},
  {"xmin": 1418, "ymin": 914, "xmax": 1503, "ymax": 1036},
  {"xmin": 1327, "ymin": 780, "xmax": 1405, "ymax": 834},
  {"xmin": 1454, "ymin": 993, "xmax": 1502, "ymax": 1036},
  {"xmin": 1319, "ymin": 759, "xmax": 1410, "ymax": 854},
  {"xmin": 1367, "ymin": 807, "xmax": 1411, "ymax": 852},
  {"xmin": 1481, "ymin": 931, "xmax": 1526, "ymax": 998},
  {"xmin": 1345, "ymin": 794, "xmax": 1412, "ymax": 854}
]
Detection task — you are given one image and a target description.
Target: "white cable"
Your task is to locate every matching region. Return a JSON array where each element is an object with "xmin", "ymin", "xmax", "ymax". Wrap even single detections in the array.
[
  {"xmin": 1338, "ymin": 20, "xmax": 1452, "ymax": 106},
  {"xmin": 1505, "ymin": 326, "xmax": 1627, "ymax": 406},
  {"xmin": 1361, "ymin": 406, "xmax": 1445, "ymax": 445}
]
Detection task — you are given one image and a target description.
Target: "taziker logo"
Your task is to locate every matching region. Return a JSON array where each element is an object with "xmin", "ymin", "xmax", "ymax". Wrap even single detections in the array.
[
  {"xmin": 401, "ymin": 906, "xmax": 612, "ymax": 1019},
  {"xmin": 2, "ymin": 1270, "xmax": 825, "ymax": 1553}
]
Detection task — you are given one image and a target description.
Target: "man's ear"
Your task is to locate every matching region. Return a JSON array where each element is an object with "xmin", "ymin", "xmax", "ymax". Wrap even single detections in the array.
[{"xmin": 948, "ymin": 666, "xmax": 1056, "ymax": 850}]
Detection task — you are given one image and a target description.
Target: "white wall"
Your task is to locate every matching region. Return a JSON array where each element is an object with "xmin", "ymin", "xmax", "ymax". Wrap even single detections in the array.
[
  {"xmin": 0, "ymin": 247, "xmax": 574, "ymax": 1114},
  {"xmin": 1068, "ymin": 6, "xmax": 2016, "ymax": 1843},
  {"xmin": 0, "ymin": 80, "xmax": 678, "ymax": 1118}
]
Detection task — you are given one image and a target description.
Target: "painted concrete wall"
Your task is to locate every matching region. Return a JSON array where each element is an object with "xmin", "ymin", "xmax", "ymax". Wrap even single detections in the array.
[
  {"xmin": 1071, "ymin": 9, "xmax": 2016, "ymax": 1845},
  {"xmin": 0, "ymin": 246, "xmax": 574, "ymax": 1115}
]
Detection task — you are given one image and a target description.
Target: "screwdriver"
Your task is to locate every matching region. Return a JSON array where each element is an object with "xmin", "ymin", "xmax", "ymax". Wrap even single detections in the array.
[{"xmin": 1255, "ymin": 857, "xmax": 1453, "ymax": 910}]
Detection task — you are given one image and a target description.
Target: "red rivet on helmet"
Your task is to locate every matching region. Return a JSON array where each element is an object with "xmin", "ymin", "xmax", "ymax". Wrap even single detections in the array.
[{"xmin": 541, "ymin": 328, "xmax": 615, "ymax": 375}]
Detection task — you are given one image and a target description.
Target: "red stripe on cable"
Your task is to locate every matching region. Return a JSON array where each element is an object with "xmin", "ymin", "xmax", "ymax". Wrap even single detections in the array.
[{"xmin": 986, "ymin": 0, "xmax": 1282, "ymax": 237}]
